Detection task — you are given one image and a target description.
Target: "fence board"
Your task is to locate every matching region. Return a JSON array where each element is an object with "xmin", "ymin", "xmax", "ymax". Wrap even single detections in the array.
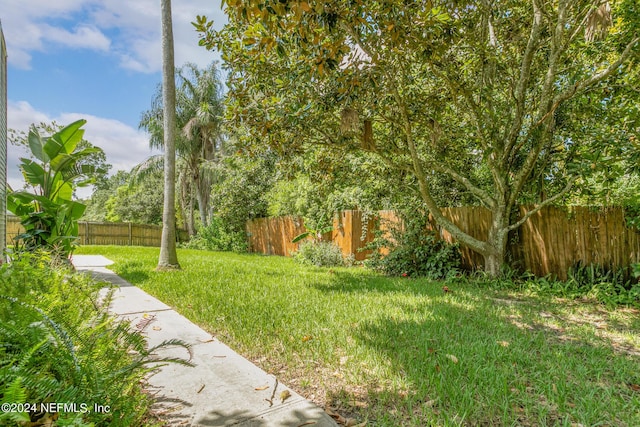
[
  {"xmin": 6, "ymin": 216, "xmax": 186, "ymax": 248},
  {"xmin": 246, "ymin": 207, "xmax": 640, "ymax": 279}
]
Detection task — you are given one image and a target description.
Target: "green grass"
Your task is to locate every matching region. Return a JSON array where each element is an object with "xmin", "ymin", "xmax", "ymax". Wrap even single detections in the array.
[{"xmin": 76, "ymin": 246, "xmax": 640, "ymax": 426}]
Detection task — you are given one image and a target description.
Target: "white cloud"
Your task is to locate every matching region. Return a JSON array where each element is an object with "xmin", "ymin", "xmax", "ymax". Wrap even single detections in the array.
[
  {"xmin": 7, "ymin": 101, "xmax": 159, "ymax": 198},
  {"xmin": 0, "ymin": 0, "xmax": 225, "ymax": 71},
  {"xmin": 42, "ymin": 24, "xmax": 110, "ymax": 51}
]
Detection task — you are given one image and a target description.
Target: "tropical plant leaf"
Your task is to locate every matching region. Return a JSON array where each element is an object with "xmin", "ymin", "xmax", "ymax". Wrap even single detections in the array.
[
  {"xmin": 292, "ymin": 231, "xmax": 311, "ymax": 243},
  {"xmin": 28, "ymin": 130, "xmax": 48, "ymax": 162},
  {"xmin": 43, "ymin": 119, "xmax": 86, "ymax": 161},
  {"xmin": 19, "ymin": 159, "xmax": 47, "ymax": 188}
]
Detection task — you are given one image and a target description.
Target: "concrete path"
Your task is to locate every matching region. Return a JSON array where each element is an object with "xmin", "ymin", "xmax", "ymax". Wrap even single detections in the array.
[{"xmin": 73, "ymin": 255, "xmax": 338, "ymax": 427}]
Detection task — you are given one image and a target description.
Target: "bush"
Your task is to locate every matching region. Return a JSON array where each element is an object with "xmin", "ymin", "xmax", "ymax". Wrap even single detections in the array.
[
  {"xmin": 471, "ymin": 262, "xmax": 640, "ymax": 308},
  {"xmin": 520, "ymin": 263, "xmax": 640, "ymax": 307},
  {"xmin": 292, "ymin": 240, "xmax": 346, "ymax": 267},
  {"xmin": 0, "ymin": 252, "xmax": 191, "ymax": 426},
  {"xmin": 181, "ymin": 216, "xmax": 248, "ymax": 252},
  {"xmin": 364, "ymin": 214, "xmax": 461, "ymax": 279}
]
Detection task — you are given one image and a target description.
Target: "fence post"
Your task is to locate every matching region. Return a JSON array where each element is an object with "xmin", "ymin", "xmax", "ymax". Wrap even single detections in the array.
[
  {"xmin": 128, "ymin": 223, "xmax": 132, "ymax": 246},
  {"xmin": 85, "ymin": 222, "xmax": 89, "ymax": 245}
]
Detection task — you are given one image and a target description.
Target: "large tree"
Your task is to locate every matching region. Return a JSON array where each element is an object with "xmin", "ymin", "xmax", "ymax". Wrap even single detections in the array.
[
  {"xmin": 196, "ymin": 0, "xmax": 639, "ymax": 276},
  {"xmin": 158, "ymin": 0, "xmax": 179, "ymax": 269},
  {"xmin": 140, "ymin": 62, "xmax": 225, "ymax": 232}
]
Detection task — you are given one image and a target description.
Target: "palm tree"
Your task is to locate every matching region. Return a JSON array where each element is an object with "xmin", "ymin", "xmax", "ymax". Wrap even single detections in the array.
[
  {"xmin": 157, "ymin": 0, "xmax": 179, "ymax": 269},
  {"xmin": 139, "ymin": 62, "xmax": 224, "ymax": 232}
]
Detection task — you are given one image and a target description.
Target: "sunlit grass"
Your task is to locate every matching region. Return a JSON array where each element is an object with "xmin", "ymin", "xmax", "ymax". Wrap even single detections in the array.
[{"xmin": 77, "ymin": 246, "xmax": 640, "ymax": 426}]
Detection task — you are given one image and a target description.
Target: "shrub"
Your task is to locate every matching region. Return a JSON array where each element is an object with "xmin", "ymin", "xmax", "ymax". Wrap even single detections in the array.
[
  {"xmin": 292, "ymin": 240, "xmax": 346, "ymax": 267},
  {"xmin": 181, "ymin": 216, "xmax": 248, "ymax": 252},
  {"xmin": 520, "ymin": 263, "xmax": 640, "ymax": 307},
  {"xmin": 0, "ymin": 252, "xmax": 191, "ymax": 426},
  {"xmin": 7, "ymin": 120, "xmax": 105, "ymax": 262},
  {"xmin": 364, "ymin": 214, "xmax": 461, "ymax": 279}
]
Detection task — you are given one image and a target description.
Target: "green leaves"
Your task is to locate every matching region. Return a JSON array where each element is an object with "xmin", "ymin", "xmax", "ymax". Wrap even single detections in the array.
[
  {"xmin": 42, "ymin": 119, "xmax": 86, "ymax": 161},
  {"xmin": 8, "ymin": 120, "xmax": 101, "ymax": 258}
]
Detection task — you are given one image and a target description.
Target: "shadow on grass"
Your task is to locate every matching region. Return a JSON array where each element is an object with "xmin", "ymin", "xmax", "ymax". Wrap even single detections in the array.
[
  {"xmin": 310, "ymin": 270, "xmax": 467, "ymax": 297},
  {"xmin": 328, "ymin": 293, "xmax": 640, "ymax": 426},
  {"xmin": 109, "ymin": 261, "xmax": 151, "ymax": 284}
]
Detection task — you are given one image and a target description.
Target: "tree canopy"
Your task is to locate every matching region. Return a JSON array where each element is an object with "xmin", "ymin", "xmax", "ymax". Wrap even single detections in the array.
[{"xmin": 196, "ymin": 0, "xmax": 640, "ymax": 276}]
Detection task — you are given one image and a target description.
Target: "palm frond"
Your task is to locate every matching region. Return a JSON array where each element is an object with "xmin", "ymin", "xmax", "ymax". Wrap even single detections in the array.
[{"xmin": 129, "ymin": 155, "xmax": 164, "ymax": 185}]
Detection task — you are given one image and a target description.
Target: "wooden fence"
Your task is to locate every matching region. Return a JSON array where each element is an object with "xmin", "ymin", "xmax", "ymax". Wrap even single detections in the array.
[
  {"xmin": 246, "ymin": 206, "xmax": 640, "ymax": 279},
  {"xmin": 6, "ymin": 216, "xmax": 189, "ymax": 247}
]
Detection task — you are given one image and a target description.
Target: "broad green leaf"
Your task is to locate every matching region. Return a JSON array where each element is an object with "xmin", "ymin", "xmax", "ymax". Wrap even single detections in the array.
[
  {"xmin": 28, "ymin": 129, "xmax": 48, "ymax": 162},
  {"xmin": 292, "ymin": 231, "xmax": 311, "ymax": 243},
  {"xmin": 43, "ymin": 119, "xmax": 86, "ymax": 161},
  {"xmin": 19, "ymin": 159, "xmax": 47, "ymax": 188}
]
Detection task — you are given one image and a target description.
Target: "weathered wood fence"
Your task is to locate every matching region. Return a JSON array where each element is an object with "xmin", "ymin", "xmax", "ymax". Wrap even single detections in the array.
[
  {"xmin": 6, "ymin": 216, "xmax": 188, "ymax": 247},
  {"xmin": 246, "ymin": 207, "xmax": 640, "ymax": 279}
]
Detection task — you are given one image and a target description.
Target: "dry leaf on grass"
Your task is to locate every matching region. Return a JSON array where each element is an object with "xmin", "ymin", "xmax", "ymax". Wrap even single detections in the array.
[
  {"xmin": 445, "ymin": 354, "xmax": 459, "ymax": 364},
  {"xmin": 497, "ymin": 340, "xmax": 510, "ymax": 347},
  {"xmin": 255, "ymin": 385, "xmax": 269, "ymax": 391},
  {"xmin": 325, "ymin": 407, "xmax": 366, "ymax": 426}
]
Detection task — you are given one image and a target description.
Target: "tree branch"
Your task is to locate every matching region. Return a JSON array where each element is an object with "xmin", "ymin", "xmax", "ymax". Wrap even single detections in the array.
[
  {"xmin": 507, "ymin": 176, "xmax": 576, "ymax": 231},
  {"xmin": 426, "ymin": 161, "xmax": 496, "ymax": 209},
  {"xmin": 388, "ymin": 73, "xmax": 491, "ymax": 255},
  {"xmin": 503, "ymin": 0, "xmax": 543, "ymax": 165}
]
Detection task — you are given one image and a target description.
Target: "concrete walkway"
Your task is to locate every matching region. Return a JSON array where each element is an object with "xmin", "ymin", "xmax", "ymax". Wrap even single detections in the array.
[{"xmin": 73, "ymin": 255, "xmax": 338, "ymax": 427}]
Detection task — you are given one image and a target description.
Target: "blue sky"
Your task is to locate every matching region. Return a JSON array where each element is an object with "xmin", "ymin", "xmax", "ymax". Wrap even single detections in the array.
[{"xmin": 0, "ymin": 0, "xmax": 227, "ymax": 196}]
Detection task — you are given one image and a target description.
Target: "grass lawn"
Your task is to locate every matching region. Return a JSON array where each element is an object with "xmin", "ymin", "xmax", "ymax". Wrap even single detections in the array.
[{"xmin": 76, "ymin": 246, "xmax": 640, "ymax": 426}]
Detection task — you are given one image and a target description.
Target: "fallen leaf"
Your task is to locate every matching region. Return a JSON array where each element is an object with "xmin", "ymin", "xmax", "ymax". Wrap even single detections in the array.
[
  {"xmin": 427, "ymin": 348, "xmax": 436, "ymax": 354},
  {"xmin": 497, "ymin": 340, "xmax": 510, "ymax": 347},
  {"xmin": 326, "ymin": 407, "xmax": 348, "ymax": 424},
  {"xmin": 255, "ymin": 385, "xmax": 270, "ymax": 391},
  {"xmin": 442, "ymin": 286, "xmax": 453, "ymax": 293},
  {"xmin": 280, "ymin": 390, "xmax": 292, "ymax": 403},
  {"xmin": 302, "ymin": 335, "xmax": 313, "ymax": 342},
  {"xmin": 345, "ymin": 419, "xmax": 358, "ymax": 426},
  {"xmin": 445, "ymin": 354, "xmax": 459, "ymax": 364},
  {"xmin": 629, "ymin": 383, "xmax": 640, "ymax": 392},
  {"xmin": 152, "ymin": 326, "xmax": 162, "ymax": 331},
  {"xmin": 143, "ymin": 313, "xmax": 153, "ymax": 319},
  {"xmin": 299, "ymin": 2, "xmax": 311, "ymax": 12}
]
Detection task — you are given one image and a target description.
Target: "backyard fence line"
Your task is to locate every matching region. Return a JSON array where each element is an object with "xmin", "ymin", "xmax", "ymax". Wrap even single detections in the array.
[
  {"xmin": 245, "ymin": 206, "xmax": 640, "ymax": 280},
  {"xmin": 6, "ymin": 215, "xmax": 189, "ymax": 247}
]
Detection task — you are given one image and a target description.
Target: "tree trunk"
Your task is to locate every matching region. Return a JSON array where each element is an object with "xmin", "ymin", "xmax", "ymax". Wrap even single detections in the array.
[
  {"xmin": 484, "ymin": 208, "xmax": 510, "ymax": 277},
  {"xmin": 196, "ymin": 180, "xmax": 208, "ymax": 228},
  {"xmin": 157, "ymin": 0, "xmax": 180, "ymax": 269},
  {"xmin": 188, "ymin": 183, "xmax": 196, "ymax": 235}
]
